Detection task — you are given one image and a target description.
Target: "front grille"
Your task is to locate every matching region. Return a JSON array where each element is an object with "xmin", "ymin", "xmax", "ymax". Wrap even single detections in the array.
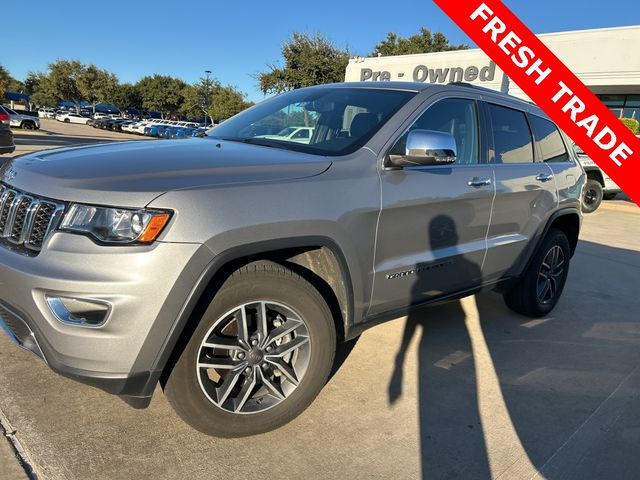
[{"xmin": 0, "ymin": 183, "xmax": 65, "ymax": 255}]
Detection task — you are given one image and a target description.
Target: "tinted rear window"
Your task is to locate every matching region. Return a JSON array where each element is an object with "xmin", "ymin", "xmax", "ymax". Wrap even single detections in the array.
[{"xmin": 488, "ymin": 104, "xmax": 534, "ymax": 164}]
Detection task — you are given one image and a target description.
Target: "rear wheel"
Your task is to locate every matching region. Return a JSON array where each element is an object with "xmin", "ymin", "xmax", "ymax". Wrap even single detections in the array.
[
  {"xmin": 582, "ymin": 179, "xmax": 603, "ymax": 213},
  {"xmin": 503, "ymin": 229, "xmax": 571, "ymax": 318},
  {"xmin": 164, "ymin": 261, "xmax": 336, "ymax": 437},
  {"xmin": 21, "ymin": 121, "xmax": 35, "ymax": 130},
  {"xmin": 64, "ymin": 118, "xmax": 70, "ymax": 123}
]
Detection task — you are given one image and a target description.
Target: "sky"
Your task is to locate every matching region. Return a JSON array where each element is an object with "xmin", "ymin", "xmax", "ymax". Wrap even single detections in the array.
[{"xmin": 3, "ymin": 0, "xmax": 639, "ymax": 102}]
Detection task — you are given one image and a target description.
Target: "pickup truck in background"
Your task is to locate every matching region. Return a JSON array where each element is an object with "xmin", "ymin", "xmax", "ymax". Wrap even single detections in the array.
[{"xmin": 572, "ymin": 143, "xmax": 622, "ymax": 213}]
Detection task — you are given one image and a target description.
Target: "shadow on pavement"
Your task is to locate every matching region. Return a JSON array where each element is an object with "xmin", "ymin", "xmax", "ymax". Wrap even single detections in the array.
[{"xmin": 387, "ymin": 234, "xmax": 640, "ymax": 479}]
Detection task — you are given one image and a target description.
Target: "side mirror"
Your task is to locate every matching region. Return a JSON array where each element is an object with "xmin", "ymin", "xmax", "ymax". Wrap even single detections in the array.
[{"xmin": 387, "ymin": 129, "xmax": 457, "ymax": 168}]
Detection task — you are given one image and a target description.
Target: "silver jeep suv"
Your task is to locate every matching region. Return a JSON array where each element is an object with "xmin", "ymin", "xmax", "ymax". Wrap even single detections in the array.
[{"xmin": 0, "ymin": 82, "xmax": 584, "ymax": 437}]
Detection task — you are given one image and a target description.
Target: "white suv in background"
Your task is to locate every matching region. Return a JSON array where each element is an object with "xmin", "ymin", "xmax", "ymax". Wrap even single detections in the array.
[{"xmin": 0, "ymin": 105, "xmax": 40, "ymax": 130}]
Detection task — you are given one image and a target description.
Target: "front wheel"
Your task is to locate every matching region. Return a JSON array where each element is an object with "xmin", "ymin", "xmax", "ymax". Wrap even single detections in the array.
[
  {"xmin": 21, "ymin": 121, "xmax": 34, "ymax": 130},
  {"xmin": 164, "ymin": 261, "xmax": 336, "ymax": 437},
  {"xmin": 503, "ymin": 229, "xmax": 571, "ymax": 318},
  {"xmin": 64, "ymin": 118, "xmax": 70, "ymax": 123}
]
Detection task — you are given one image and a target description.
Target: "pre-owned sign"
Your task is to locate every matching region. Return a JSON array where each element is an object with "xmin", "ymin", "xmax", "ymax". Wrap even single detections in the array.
[
  {"xmin": 360, "ymin": 61, "xmax": 496, "ymax": 83},
  {"xmin": 434, "ymin": 0, "xmax": 640, "ymax": 206}
]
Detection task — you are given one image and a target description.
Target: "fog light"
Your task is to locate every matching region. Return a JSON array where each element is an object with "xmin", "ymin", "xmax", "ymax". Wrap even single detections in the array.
[{"xmin": 45, "ymin": 296, "xmax": 111, "ymax": 327}]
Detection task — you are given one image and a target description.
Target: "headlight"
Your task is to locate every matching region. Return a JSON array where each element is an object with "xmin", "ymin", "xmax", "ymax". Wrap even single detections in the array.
[{"xmin": 60, "ymin": 204, "xmax": 171, "ymax": 244}]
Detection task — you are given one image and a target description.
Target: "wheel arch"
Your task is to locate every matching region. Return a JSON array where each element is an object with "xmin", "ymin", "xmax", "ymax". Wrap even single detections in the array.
[
  {"xmin": 503, "ymin": 208, "xmax": 581, "ymax": 287},
  {"xmin": 153, "ymin": 236, "xmax": 356, "ymax": 391},
  {"xmin": 548, "ymin": 211, "xmax": 580, "ymax": 256},
  {"xmin": 584, "ymin": 168, "xmax": 605, "ymax": 187}
]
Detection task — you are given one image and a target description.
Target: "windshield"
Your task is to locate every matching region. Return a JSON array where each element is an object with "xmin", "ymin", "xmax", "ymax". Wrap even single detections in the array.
[
  {"xmin": 208, "ymin": 87, "xmax": 416, "ymax": 156},
  {"xmin": 572, "ymin": 143, "xmax": 585, "ymax": 155}
]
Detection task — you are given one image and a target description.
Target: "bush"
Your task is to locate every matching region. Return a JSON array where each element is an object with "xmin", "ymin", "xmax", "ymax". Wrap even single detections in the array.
[{"xmin": 620, "ymin": 117, "xmax": 639, "ymax": 134}]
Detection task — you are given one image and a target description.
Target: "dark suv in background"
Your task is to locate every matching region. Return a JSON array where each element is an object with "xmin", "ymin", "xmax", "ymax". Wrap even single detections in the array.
[{"xmin": 0, "ymin": 108, "xmax": 15, "ymax": 155}]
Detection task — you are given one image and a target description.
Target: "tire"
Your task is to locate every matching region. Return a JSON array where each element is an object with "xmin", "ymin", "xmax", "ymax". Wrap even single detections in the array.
[
  {"xmin": 603, "ymin": 192, "xmax": 618, "ymax": 201},
  {"xmin": 64, "ymin": 118, "xmax": 70, "ymax": 123},
  {"xmin": 503, "ymin": 228, "xmax": 571, "ymax": 318},
  {"xmin": 582, "ymin": 179, "xmax": 603, "ymax": 213},
  {"xmin": 164, "ymin": 261, "xmax": 336, "ymax": 437},
  {"xmin": 21, "ymin": 121, "xmax": 34, "ymax": 130}
]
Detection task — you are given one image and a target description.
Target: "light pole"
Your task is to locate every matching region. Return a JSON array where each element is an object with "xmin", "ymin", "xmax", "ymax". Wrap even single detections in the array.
[{"xmin": 203, "ymin": 70, "xmax": 212, "ymax": 127}]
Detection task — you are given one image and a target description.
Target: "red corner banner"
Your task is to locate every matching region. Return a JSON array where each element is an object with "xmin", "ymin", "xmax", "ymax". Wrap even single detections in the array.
[{"xmin": 433, "ymin": 0, "xmax": 640, "ymax": 206}]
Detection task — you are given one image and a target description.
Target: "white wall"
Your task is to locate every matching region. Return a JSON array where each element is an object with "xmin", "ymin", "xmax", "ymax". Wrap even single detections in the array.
[{"xmin": 345, "ymin": 26, "xmax": 640, "ymax": 99}]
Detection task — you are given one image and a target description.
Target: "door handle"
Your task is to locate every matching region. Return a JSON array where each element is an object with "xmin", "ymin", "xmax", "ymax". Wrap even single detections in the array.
[
  {"xmin": 467, "ymin": 177, "xmax": 492, "ymax": 188},
  {"xmin": 536, "ymin": 173, "xmax": 554, "ymax": 182}
]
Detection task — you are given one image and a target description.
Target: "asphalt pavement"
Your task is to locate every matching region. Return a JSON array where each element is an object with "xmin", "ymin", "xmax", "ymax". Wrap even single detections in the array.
[{"xmin": 0, "ymin": 123, "xmax": 639, "ymax": 479}]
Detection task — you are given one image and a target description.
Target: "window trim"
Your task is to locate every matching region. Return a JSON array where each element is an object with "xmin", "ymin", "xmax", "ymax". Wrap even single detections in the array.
[
  {"xmin": 382, "ymin": 95, "xmax": 488, "ymax": 170},
  {"xmin": 484, "ymin": 101, "xmax": 537, "ymax": 165}
]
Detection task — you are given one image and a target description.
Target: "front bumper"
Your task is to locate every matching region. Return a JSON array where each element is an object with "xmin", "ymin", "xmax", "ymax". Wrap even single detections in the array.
[{"xmin": 0, "ymin": 231, "xmax": 213, "ymax": 405}]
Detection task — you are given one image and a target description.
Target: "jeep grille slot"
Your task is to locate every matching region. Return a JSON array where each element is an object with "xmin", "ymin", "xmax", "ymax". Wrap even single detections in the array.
[{"xmin": 0, "ymin": 184, "xmax": 65, "ymax": 255}]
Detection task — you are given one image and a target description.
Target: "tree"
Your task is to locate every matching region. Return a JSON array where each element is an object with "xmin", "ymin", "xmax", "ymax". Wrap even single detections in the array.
[
  {"xmin": 209, "ymin": 85, "xmax": 253, "ymax": 122},
  {"xmin": 371, "ymin": 28, "xmax": 468, "ymax": 56},
  {"xmin": 107, "ymin": 83, "xmax": 142, "ymax": 112},
  {"xmin": 257, "ymin": 32, "xmax": 350, "ymax": 95},
  {"xmin": 25, "ymin": 72, "xmax": 58, "ymax": 107},
  {"xmin": 0, "ymin": 65, "xmax": 10, "ymax": 99},
  {"xmin": 181, "ymin": 79, "xmax": 252, "ymax": 123},
  {"xmin": 0, "ymin": 65, "xmax": 23, "ymax": 98},
  {"xmin": 180, "ymin": 75, "xmax": 217, "ymax": 123},
  {"xmin": 47, "ymin": 60, "xmax": 85, "ymax": 111},
  {"xmin": 78, "ymin": 64, "xmax": 118, "ymax": 113},
  {"xmin": 136, "ymin": 74, "xmax": 187, "ymax": 118}
]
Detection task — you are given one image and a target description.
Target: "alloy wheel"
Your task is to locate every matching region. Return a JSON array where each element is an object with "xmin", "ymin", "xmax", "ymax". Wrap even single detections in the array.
[
  {"xmin": 537, "ymin": 245, "xmax": 565, "ymax": 304},
  {"xmin": 196, "ymin": 301, "xmax": 311, "ymax": 414}
]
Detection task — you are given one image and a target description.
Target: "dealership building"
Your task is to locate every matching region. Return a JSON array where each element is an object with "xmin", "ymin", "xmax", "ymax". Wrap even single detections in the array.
[{"xmin": 345, "ymin": 25, "xmax": 640, "ymax": 121}]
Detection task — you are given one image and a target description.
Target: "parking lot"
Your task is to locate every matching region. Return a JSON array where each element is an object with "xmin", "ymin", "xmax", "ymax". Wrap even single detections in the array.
[
  {"xmin": 0, "ymin": 125, "xmax": 639, "ymax": 480},
  {"xmin": 8, "ymin": 118, "xmax": 147, "ymax": 159}
]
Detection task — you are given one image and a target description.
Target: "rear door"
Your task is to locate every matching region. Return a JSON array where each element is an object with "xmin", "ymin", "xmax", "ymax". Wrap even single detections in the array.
[
  {"xmin": 482, "ymin": 102, "xmax": 558, "ymax": 282},
  {"xmin": 529, "ymin": 114, "xmax": 583, "ymax": 209},
  {"xmin": 369, "ymin": 95, "xmax": 494, "ymax": 316}
]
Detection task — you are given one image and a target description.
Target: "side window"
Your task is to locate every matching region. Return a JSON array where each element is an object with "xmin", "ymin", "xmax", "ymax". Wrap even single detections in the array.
[
  {"xmin": 530, "ymin": 115, "xmax": 570, "ymax": 162},
  {"xmin": 488, "ymin": 104, "xmax": 534, "ymax": 164},
  {"xmin": 408, "ymin": 98, "xmax": 479, "ymax": 165}
]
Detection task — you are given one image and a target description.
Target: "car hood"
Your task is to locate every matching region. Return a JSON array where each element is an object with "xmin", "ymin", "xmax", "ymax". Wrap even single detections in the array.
[{"xmin": 0, "ymin": 138, "xmax": 332, "ymax": 207}]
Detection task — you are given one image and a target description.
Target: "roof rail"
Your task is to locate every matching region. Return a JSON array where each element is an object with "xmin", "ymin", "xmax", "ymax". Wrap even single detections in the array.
[
  {"xmin": 448, "ymin": 81, "xmax": 539, "ymax": 107},
  {"xmin": 447, "ymin": 82, "xmax": 498, "ymax": 94}
]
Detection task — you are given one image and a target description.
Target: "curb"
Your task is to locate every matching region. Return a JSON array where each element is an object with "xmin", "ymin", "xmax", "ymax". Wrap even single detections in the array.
[{"xmin": 0, "ymin": 407, "xmax": 38, "ymax": 479}]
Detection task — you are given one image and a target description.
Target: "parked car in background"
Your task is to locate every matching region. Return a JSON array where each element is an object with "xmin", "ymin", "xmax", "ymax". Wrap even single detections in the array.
[
  {"xmin": 93, "ymin": 112, "xmax": 110, "ymax": 120},
  {"xmin": 0, "ymin": 106, "xmax": 40, "ymax": 130},
  {"xmin": 257, "ymin": 126, "xmax": 314, "ymax": 144},
  {"xmin": 56, "ymin": 112, "xmax": 91, "ymax": 125},
  {"xmin": 572, "ymin": 143, "xmax": 622, "ymax": 212},
  {"xmin": 38, "ymin": 108, "xmax": 56, "ymax": 118},
  {"xmin": 0, "ymin": 109, "xmax": 15, "ymax": 154}
]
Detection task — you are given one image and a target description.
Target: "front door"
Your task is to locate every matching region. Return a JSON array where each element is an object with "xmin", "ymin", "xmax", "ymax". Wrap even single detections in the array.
[{"xmin": 369, "ymin": 97, "xmax": 494, "ymax": 317}]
